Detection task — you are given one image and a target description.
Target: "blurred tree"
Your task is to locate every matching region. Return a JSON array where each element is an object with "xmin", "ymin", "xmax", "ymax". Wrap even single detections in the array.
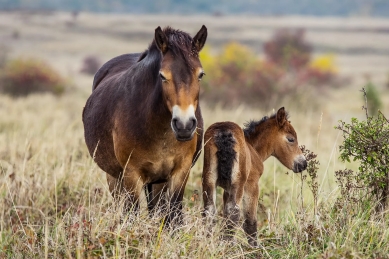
[{"xmin": 264, "ymin": 29, "xmax": 312, "ymax": 71}]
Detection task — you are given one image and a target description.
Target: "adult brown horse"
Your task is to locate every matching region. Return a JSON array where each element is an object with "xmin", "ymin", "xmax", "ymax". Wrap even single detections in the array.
[
  {"xmin": 202, "ymin": 107, "xmax": 307, "ymax": 246},
  {"xmin": 82, "ymin": 26, "xmax": 207, "ymax": 224}
]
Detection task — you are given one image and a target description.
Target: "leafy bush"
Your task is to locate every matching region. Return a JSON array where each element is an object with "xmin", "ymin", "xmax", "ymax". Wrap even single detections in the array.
[
  {"xmin": 0, "ymin": 58, "xmax": 65, "ymax": 97},
  {"xmin": 335, "ymin": 88, "xmax": 389, "ymax": 211},
  {"xmin": 201, "ymin": 44, "xmax": 285, "ymax": 107}
]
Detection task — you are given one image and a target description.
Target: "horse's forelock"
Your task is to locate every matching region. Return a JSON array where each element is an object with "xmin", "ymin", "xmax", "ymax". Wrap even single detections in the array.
[{"xmin": 162, "ymin": 27, "xmax": 198, "ymax": 65}]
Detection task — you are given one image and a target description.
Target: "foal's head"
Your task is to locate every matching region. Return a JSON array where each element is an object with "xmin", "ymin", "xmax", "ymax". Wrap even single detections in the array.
[
  {"xmin": 272, "ymin": 107, "xmax": 307, "ymax": 173},
  {"xmin": 154, "ymin": 26, "xmax": 207, "ymax": 141}
]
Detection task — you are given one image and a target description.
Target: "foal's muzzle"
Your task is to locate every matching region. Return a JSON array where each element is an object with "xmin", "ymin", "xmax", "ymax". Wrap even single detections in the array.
[
  {"xmin": 293, "ymin": 155, "xmax": 307, "ymax": 173},
  {"xmin": 172, "ymin": 117, "xmax": 197, "ymax": 141}
]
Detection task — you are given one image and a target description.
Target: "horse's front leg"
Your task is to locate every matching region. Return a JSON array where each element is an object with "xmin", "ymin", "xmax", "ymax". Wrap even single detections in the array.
[
  {"xmin": 166, "ymin": 166, "xmax": 191, "ymax": 226},
  {"xmin": 120, "ymin": 167, "xmax": 145, "ymax": 213},
  {"xmin": 107, "ymin": 173, "xmax": 124, "ymax": 200},
  {"xmin": 146, "ymin": 183, "xmax": 168, "ymax": 215}
]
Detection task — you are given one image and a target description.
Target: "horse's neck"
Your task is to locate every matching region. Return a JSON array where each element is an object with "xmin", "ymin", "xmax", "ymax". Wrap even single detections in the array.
[{"xmin": 124, "ymin": 46, "xmax": 171, "ymax": 134}]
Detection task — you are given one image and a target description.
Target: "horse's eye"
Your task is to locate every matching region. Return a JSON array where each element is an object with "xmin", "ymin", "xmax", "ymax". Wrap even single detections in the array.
[
  {"xmin": 287, "ymin": 137, "xmax": 295, "ymax": 143},
  {"xmin": 160, "ymin": 72, "xmax": 167, "ymax": 82},
  {"xmin": 198, "ymin": 72, "xmax": 205, "ymax": 81}
]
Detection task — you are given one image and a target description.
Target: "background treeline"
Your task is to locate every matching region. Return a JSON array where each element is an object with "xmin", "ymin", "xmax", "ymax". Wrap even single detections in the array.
[{"xmin": 1, "ymin": 0, "xmax": 389, "ymax": 16}]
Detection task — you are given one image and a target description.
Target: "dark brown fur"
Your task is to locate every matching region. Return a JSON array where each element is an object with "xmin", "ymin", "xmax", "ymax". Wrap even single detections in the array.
[
  {"xmin": 202, "ymin": 107, "xmax": 307, "ymax": 246},
  {"xmin": 83, "ymin": 26, "xmax": 207, "ymax": 224}
]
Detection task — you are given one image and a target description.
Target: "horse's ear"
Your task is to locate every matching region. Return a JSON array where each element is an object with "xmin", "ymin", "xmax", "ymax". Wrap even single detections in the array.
[
  {"xmin": 155, "ymin": 26, "xmax": 168, "ymax": 54},
  {"xmin": 193, "ymin": 25, "xmax": 207, "ymax": 52},
  {"xmin": 276, "ymin": 107, "xmax": 286, "ymax": 127}
]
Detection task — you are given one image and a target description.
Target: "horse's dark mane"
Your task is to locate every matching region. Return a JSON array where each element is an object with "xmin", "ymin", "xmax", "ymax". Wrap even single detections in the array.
[{"xmin": 243, "ymin": 111, "xmax": 289, "ymax": 138}]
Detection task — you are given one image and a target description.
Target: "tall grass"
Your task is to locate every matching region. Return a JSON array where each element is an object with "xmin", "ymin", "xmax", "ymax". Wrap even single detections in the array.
[{"xmin": 1, "ymin": 92, "xmax": 388, "ymax": 258}]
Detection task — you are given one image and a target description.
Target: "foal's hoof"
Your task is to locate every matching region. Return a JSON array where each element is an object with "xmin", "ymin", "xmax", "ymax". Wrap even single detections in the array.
[{"xmin": 249, "ymin": 240, "xmax": 259, "ymax": 248}]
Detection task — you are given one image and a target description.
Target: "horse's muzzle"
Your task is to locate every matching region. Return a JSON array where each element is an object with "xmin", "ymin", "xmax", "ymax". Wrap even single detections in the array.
[
  {"xmin": 172, "ymin": 117, "xmax": 197, "ymax": 141},
  {"xmin": 293, "ymin": 155, "xmax": 307, "ymax": 173}
]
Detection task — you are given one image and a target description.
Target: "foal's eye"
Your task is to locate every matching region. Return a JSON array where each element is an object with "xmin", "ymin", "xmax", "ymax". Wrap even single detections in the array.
[
  {"xmin": 160, "ymin": 72, "xmax": 167, "ymax": 82},
  {"xmin": 287, "ymin": 137, "xmax": 295, "ymax": 143},
  {"xmin": 198, "ymin": 71, "xmax": 205, "ymax": 81}
]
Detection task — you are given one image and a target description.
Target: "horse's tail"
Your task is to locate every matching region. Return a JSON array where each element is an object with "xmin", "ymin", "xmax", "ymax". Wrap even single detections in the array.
[{"xmin": 214, "ymin": 130, "xmax": 237, "ymax": 181}]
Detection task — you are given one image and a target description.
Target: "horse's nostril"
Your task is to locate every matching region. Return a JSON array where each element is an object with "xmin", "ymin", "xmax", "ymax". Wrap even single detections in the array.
[
  {"xmin": 188, "ymin": 117, "xmax": 197, "ymax": 130},
  {"xmin": 173, "ymin": 118, "xmax": 184, "ymax": 131}
]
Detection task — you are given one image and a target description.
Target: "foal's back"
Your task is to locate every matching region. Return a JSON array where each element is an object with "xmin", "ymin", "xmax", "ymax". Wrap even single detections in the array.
[{"xmin": 203, "ymin": 122, "xmax": 249, "ymax": 190}]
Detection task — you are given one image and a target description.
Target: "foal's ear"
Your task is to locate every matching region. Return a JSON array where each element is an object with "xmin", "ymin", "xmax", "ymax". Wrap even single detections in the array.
[
  {"xmin": 276, "ymin": 107, "xmax": 287, "ymax": 127},
  {"xmin": 155, "ymin": 26, "xmax": 168, "ymax": 54},
  {"xmin": 193, "ymin": 25, "xmax": 207, "ymax": 52}
]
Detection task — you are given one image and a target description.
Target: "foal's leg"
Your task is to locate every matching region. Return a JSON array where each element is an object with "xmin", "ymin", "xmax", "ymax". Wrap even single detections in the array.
[
  {"xmin": 202, "ymin": 178, "xmax": 217, "ymax": 219},
  {"xmin": 202, "ymin": 144, "xmax": 217, "ymax": 219},
  {"xmin": 223, "ymin": 184, "xmax": 245, "ymax": 238},
  {"xmin": 242, "ymin": 180, "xmax": 259, "ymax": 247}
]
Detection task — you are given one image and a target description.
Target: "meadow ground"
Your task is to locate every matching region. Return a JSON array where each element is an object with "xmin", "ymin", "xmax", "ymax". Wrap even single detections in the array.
[{"xmin": 0, "ymin": 11, "xmax": 389, "ymax": 258}]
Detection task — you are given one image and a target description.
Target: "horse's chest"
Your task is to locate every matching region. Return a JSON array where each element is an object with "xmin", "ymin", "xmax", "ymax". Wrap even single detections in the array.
[
  {"xmin": 142, "ymin": 145, "xmax": 186, "ymax": 181},
  {"xmin": 139, "ymin": 135, "xmax": 195, "ymax": 181}
]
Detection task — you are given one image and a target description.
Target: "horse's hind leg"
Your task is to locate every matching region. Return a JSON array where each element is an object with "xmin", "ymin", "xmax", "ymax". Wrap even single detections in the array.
[{"xmin": 242, "ymin": 179, "xmax": 259, "ymax": 247}]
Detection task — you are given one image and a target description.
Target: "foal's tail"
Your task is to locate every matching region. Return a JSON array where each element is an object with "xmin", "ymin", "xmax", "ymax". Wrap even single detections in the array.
[{"xmin": 214, "ymin": 130, "xmax": 237, "ymax": 181}]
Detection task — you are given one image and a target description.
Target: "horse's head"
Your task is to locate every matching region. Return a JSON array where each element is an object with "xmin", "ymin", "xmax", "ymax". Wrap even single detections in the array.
[
  {"xmin": 154, "ymin": 25, "xmax": 207, "ymax": 141},
  {"xmin": 273, "ymin": 107, "xmax": 307, "ymax": 173}
]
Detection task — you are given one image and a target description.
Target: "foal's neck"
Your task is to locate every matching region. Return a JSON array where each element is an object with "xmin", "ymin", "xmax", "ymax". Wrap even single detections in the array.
[{"xmin": 245, "ymin": 120, "xmax": 276, "ymax": 162}]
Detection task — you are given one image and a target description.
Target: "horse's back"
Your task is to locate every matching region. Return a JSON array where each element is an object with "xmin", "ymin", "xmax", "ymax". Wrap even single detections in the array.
[{"xmin": 92, "ymin": 53, "xmax": 141, "ymax": 91}]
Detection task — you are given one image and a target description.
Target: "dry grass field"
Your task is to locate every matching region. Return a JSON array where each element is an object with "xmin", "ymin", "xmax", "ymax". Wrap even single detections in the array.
[{"xmin": 1, "ymin": 11, "xmax": 389, "ymax": 258}]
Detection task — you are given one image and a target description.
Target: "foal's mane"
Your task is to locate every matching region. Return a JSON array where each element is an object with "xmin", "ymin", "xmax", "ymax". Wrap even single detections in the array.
[{"xmin": 243, "ymin": 111, "xmax": 289, "ymax": 138}]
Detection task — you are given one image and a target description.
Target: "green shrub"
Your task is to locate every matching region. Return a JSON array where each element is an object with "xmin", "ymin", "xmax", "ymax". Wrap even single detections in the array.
[
  {"xmin": 335, "ymin": 88, "xmax": 389, "ymax": 211},
  {"xmin": 365, "ymin": 81, "xmax": 382, "ymax": 116},
  {"xmin": 0, "ymin": 58, "xmax": 65, "ymax": 97}
]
